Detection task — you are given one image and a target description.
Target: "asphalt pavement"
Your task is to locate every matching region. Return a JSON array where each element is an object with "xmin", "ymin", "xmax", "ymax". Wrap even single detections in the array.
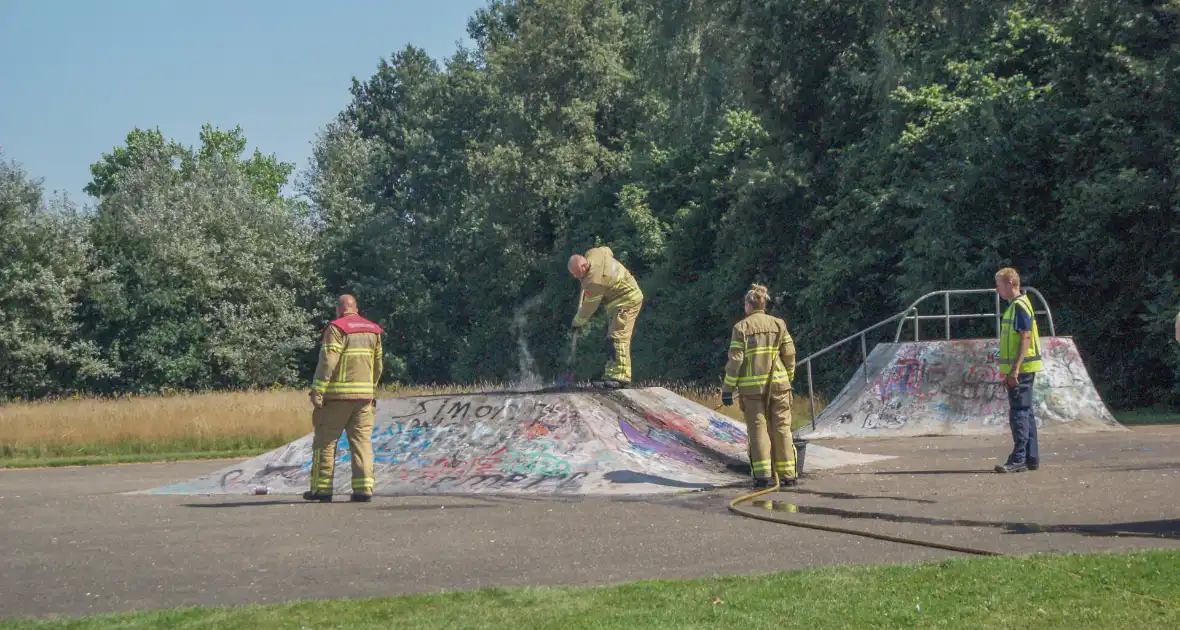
[{"xmin": 2, "ymin": 426, "xmax": 1177, "ymax": 621}]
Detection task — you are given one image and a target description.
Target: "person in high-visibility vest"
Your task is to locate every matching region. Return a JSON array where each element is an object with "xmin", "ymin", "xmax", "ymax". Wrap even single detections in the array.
[
  {"xmin": 720, "ymin": 284, "xmax": 798, "ymax": 488},
  {"xmin": 305, "ymin": 294, "xmax": 384, "ymax": 501},
  {"xmin": 994, "ymin": 268, "xmax": 1042, "ymax": 473},
  {"xmin": 568, "ymin": 246, "xmax": 644, "ymax": 388}
]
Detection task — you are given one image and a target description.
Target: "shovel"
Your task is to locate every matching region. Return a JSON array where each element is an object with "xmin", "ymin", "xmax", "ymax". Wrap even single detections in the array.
[
  {"xmin": 556, "ymin": 287, "xmax": 583, "ymax": 387},
  {"xmin": 556, "ymin": 332, "xmax": 578, "ymax": 386}
]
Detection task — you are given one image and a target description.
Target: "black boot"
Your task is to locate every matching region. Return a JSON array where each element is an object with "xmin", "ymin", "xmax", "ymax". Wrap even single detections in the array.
[
  {"xmin": 350, "ymin": 493, "xmax": 372, "ymax": 503},
  {"xmin": 302, "ymin": 491, "xmax": 332, "ymax": 502},
  {"xmin": 752, "ymin": 477, "xmax": 773, "ymax": 489}
]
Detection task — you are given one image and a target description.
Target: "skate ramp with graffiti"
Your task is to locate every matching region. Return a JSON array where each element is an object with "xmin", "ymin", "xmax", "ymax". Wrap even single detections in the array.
[
  {"xmin": 138, "ymin": 387, "xmax": 893, "ymax": 497},
  {"xmin": 796, "ymin": 337, "xmax": 1126, "ymax": 440}
]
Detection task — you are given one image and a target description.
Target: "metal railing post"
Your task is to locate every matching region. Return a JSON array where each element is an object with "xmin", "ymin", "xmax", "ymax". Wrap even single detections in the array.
[
  {"xmin": 860, "ymin": 333, "xmax": 868, "ymax": 384},
  {"xmin": 944, "ymin": 292, "xmax": 951, "ymax": 339},
  {"xmin": 1025, "ymin": 288, "xmax": 1057, "ymax": 337},
  {"xmin": 995, "ymin": 291, "xmax": 1002, "ymax": 338},
  {"xmin": 807, "ymin": 361, "xmax": 816, "ymax": 432}
]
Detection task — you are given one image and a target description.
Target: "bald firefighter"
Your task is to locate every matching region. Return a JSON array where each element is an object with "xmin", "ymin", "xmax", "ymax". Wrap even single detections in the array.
[
  {"xmin": 720, "ymin": 284, "xmax": 798, "ymax": 488},
  {"xmin": 305, "ymin": 294, "xmax": 384, "ymax": 502},
  {"xmin": 568, "ymin": 246, "xmax": 644, "ymax": 388}
]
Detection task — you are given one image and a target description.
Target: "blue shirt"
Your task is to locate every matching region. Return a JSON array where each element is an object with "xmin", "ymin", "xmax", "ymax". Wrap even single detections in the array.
[{"xmin": 1011, "ymin": 295, "xmax": 1032, "ymax": 333}]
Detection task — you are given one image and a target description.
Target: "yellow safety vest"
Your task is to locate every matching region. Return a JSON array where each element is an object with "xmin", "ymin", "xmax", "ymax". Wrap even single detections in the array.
[{"xmin": 998, "ymin": 293, "xmax": 1042, "ymax": 375}]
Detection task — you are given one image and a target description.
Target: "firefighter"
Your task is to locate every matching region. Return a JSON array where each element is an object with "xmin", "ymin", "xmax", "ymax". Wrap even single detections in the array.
[
  {"xmin": 305, "ymin": 294, "xmax": 384, "ymax": 502},
  {"xmin": 567, "ymin": 246, "xmax": 644, "ymax": 388},
  {"xmin": 994, "ymin": 268, "xmax": 1042, "ymax": 473},
  {"xmin": 720, "ymin": 284, "xmax": 798, "ymax": 488}
]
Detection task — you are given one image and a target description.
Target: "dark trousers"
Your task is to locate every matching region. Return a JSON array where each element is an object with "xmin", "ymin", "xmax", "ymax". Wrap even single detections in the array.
[{"xmin": 1006, "ymin": 372, "xmax": 1039, "ymax": 466}]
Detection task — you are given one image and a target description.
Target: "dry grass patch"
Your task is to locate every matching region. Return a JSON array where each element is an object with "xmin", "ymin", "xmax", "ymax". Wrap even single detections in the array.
[{"xmin": 0, "ymin": 390, "xmax": 311, "ymax": 463}]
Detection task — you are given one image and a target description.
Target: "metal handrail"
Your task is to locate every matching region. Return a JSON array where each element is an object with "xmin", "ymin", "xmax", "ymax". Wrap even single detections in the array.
[
  {"xmin": 795, "ymin": 288, "xmax": 1056, "ymax": 431},
  {"xmin": 891, "ymin": 288, "xmax": 1056, "ymax": 343}
]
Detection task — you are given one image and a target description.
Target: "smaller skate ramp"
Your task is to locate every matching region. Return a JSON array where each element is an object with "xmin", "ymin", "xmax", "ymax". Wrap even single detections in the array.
[
  {"xmin": 139, "ymin": 387, "xmax": 893, "ymax": 497},
  {"xmin": 796, "ymin": 337, "xmax": 1126, "ymax": 439}
]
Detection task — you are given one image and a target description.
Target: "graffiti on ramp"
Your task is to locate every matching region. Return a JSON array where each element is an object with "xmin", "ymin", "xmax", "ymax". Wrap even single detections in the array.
[
  {"xmin": 796, "ymin": 337, "xmax": 1126, "ymax": 439},
  {"xmin": 135, "ymin": 387, "xmax": 893, "ymax": 497}
]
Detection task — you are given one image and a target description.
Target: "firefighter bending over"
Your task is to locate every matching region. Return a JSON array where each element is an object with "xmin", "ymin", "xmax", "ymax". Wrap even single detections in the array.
[
  {"xmin": 720, "ymin": 284, "xmax": 798, "ymax": 488},
  {"xmin": 305, "ymin": 294, "xmax": 384, "ymax": 502},
  {"xmin": 568, "ymin": 246, "xmax": 644, "ymax": 388}
]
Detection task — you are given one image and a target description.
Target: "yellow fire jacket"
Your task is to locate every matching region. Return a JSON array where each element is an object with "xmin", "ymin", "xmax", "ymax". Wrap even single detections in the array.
[
  {"xmin": 572, "ymin": 246, "xmax": 643, "ymax": 327},
  {"xmin": 722, "ymin": 310, "xmax": 796, "ymax": 397}
]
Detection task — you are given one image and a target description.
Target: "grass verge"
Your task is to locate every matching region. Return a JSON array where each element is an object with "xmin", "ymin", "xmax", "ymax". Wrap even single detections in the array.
[
  {"xmin": 1115, "ymin": 409, "xmax": 1180, "ymax": 426},
  {"xmin": 0, "ymin": 449, "xmax": 277, "ymax": 469},
  {"xmin": 0, "ymin": 384, "xmax": 824, "ymax": 468},
  {"xmin": 2, "ymin": 549, "xmax": 1178, "ymax": 629}
]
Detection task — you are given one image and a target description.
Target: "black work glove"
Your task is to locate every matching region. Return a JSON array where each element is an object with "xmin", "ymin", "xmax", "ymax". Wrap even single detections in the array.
[{"xmin": 721, "ymin": 391, "xmax": 734, "ymax": 407}]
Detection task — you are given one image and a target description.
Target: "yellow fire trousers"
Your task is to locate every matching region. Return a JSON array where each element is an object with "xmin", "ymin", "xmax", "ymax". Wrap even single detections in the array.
[
  {"xmin": 310, "ymin": 400, "xmax": 375, "ymax": 495},
  {"xmin": 740, "ymin": 390, "xmax": 796, "ymax": 480},
  {"xmin": 604, "ymin": 300, "xmax": 642, "ymax": 383}
]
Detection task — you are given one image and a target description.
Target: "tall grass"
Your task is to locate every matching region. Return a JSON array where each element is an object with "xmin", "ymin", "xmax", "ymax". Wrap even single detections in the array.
[
  {"xmin": 0, "ymin": 391, "xmax": 309, "ymax": 461},
  {"xmin": 0, "ymin": 383, "xmax": 826, "ymax": 465}
]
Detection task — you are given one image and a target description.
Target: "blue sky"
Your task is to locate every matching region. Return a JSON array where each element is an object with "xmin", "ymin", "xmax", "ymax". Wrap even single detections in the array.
[{"xmin": 0, "ymin": 0, "xmax": 488, "ymax": 204}]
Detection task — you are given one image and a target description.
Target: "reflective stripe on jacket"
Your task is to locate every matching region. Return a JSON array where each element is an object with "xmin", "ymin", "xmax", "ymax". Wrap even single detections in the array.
[{"xmin": 722, "ymin": 310, "xmax": 796, "ymax": 396}]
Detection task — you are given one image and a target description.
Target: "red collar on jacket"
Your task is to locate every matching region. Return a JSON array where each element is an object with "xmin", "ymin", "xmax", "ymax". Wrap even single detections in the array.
[{"xmin": 329, "ymin": 313, "xmax": 384, "ymax": 335}]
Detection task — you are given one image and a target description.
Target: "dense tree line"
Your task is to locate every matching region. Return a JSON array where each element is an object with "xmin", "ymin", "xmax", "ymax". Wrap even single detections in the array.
[{"xmin": 2, "ymin": 0, "xmax": 1177, "ymax": 408}]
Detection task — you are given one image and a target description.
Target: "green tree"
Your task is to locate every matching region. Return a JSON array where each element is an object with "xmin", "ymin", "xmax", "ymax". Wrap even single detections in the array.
[
  {"xmin": 85, "ymin": 124, "xmax": 293, "ymax": 203},
  {"xmin": 0, "ymin": 153, "xmax": 112, "ymax": 399},
  {"xmin": 83, "ymin": 134, "xmax": 321, "ymax": 393}
]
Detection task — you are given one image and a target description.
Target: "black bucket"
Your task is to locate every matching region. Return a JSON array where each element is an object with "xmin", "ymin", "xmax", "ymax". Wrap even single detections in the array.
[{"xmin": 793, "ymin": 439, "xmax": 808, "ymax": 476}]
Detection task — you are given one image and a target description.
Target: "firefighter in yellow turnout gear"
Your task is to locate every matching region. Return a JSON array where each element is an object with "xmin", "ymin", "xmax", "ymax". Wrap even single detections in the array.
[
  {"xmin": 305, "ymin": 294, "xmax": 384, "ymax": 502},
  {"xmin": 567, "ymin": 247, "xmax": 644, "ymax": 388},
  {"xmin": 720, "ymin": 284, "xmax": 798, "ymax": 488}
]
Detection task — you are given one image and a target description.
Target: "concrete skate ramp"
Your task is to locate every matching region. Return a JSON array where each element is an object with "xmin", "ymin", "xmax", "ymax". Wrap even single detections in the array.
[
  {"xmin": 796, "ymin": 337, "xmax": 1126, "ymax": 440},
  {"xmin": 141, "ymin": 387, "xmax": 892, "ymax": 497}
]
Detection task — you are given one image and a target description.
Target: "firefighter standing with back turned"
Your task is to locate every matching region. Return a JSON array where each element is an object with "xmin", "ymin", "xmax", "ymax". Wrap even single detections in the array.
[
  {"xmin": 567, "ymin": 246, "xmax": 644, "ymax": 388},
  {"xmin": 720, "ymin": 284, "xmax": 799, "ymax": 488},
  {"xmin": 305, "ymin": 294, "xmax": 384, "ymax": 502}
]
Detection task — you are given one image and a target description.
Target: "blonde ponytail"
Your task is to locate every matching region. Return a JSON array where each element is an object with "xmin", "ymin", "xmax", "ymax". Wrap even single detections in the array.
[{"xmin": 744, "ymin": 283, "xmax": 770, "ymax": 310}]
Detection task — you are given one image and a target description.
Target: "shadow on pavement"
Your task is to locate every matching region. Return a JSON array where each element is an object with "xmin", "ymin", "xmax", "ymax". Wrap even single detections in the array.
[
  {"xmin": 863, "ymin": 469, "xmax": 993, "ymax": 476},
  {"xmin": 749, "ymin": 502, "xmax": 1180, "ymax": 540},
  {"xmin": 1094, "ymin": 462, "xmax": 1180, "ymax": 472},
  {"xmin": 376, "ymin": 504, "xmax": 497, "ymax": 511},
  {"xmin": 603, "ymin": 470, "xmax": 718, "ymax": 489},
  {"xmin": 789, "ymin": 488, "xmax": 937, "ymax": 504},
  {"xmin": 183, "ymin": 500, "xmax": 326, "ymax": 508}
]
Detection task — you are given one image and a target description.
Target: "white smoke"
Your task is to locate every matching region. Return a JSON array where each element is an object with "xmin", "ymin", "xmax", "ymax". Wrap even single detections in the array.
[{"xmin": 509, "ymin": 294, "xmax": 546, "ymax": 392}]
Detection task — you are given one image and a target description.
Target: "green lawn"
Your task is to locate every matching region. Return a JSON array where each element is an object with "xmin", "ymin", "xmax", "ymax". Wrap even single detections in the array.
[
  {"xmin": 0, "ymin": 437, "xmax": 293, "ymax": 469},
  {"xmin": 0, "ymin": 449, "xmax": 270, "ymax": 469},
  {"xmin": 3, "ymin": 550, "xmax": 1178, "ymax": 629},
  {"xmin": 1115, "ymin": 410, "xmax": 1180, "ymax": 426}
]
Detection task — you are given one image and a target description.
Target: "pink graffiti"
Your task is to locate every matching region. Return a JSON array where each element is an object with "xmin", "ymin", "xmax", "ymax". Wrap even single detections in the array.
[{"xmin": 619, "ymin": 418, "xmax": 711, "ymax": 469}]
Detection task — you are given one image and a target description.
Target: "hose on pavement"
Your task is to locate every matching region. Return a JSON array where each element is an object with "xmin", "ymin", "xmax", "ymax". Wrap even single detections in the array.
[
  {"xmin": 726, "ymin": 473, "xmax": 1180, "ymax": 608},
  {"xmin": 726, "ymin": 472, "xmax": 1004, "ymax": 557}
]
